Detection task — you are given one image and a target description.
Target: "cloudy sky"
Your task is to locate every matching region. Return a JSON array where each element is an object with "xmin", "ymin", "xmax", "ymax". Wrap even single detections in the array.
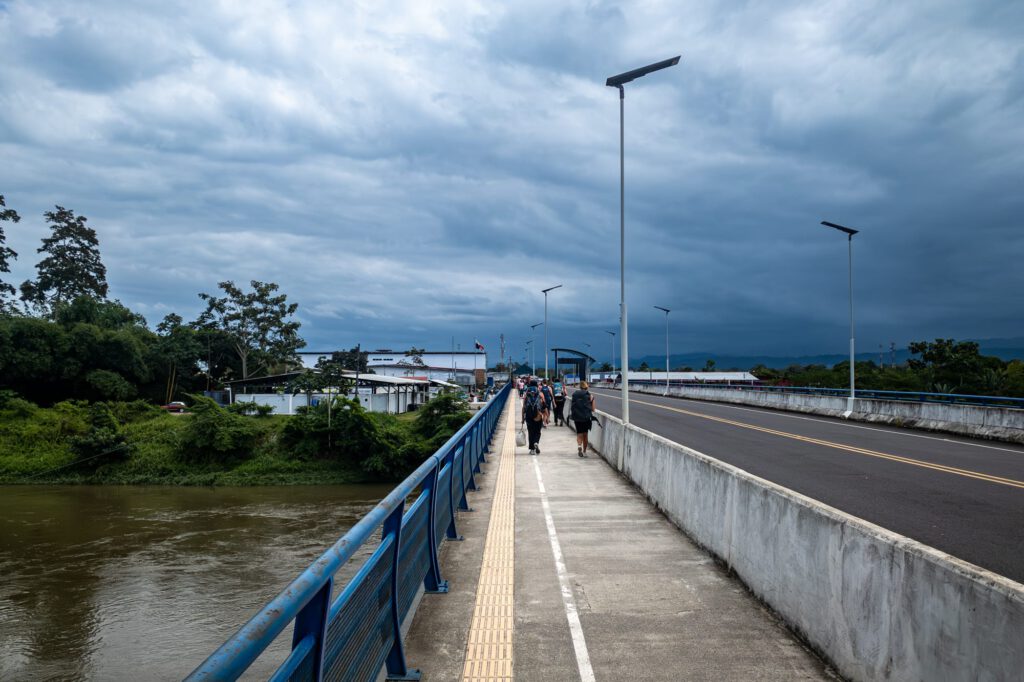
[{"xmin": 1, "ymin": 0, "xmax": 1021, "ymax": 363}]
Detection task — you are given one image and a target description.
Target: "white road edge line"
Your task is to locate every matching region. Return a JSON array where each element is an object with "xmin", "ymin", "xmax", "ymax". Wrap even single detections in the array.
[
  {"xmin": 531, "ymin": 457, "xmax": 596, "ymax": 682},
  {"xmin": 591, "ymin": 388, "xmax": 1024, "ymax": 455}
]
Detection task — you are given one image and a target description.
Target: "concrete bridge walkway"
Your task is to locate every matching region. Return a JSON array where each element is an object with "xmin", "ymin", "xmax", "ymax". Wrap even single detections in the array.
[{"xmin": 404, "ymin": 397, "xmax": 833, "ymax": 681}]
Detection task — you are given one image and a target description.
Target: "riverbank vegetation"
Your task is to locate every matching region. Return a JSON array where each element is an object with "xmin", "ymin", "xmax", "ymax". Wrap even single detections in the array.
[{"xmin": 0, "ymin": 392, "xmax": 472, "ymax": 485}]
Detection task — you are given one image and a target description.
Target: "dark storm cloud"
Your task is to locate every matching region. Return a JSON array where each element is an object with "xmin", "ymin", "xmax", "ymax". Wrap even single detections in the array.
[{"xmin": 0, "ymin": 0, "xmax": 1021, "ymax": 364}]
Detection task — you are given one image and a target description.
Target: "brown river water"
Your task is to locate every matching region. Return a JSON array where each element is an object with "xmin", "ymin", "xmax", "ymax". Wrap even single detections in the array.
[{"xmin": 0, "ymin": 484, "xmax": 394, "ymax": 681}]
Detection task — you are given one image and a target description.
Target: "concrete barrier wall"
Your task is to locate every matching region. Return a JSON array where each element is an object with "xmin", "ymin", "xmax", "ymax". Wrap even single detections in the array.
[
  {"xmin": 591, "ymin": 413, "xmax": 1024, "ymax": 682},
  {"xmin": 624, "ymin": 384, "xmax": 1024, "ymax": 444}
]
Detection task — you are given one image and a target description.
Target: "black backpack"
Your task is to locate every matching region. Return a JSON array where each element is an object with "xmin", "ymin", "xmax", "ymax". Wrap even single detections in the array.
[
  {"xmin": 570, "ymin": 390, "xmax": 592, "ymax": 421},
  {"xmin": 524, "ymin": 391, "xmax": 542, "ymax": 421}
]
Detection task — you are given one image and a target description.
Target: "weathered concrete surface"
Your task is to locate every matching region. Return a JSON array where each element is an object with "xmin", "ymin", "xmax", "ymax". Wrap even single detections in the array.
[
  {"xmin": 624, "ymin": 384, "xmax": 1024, "ymax": 444},
  {"xmin": 405, "ymin": 400, "xmax": 834, "ymax": 680},
  {"xmin": 591, "ymin": 413, "xmax": 1024, "ymax": 682}
]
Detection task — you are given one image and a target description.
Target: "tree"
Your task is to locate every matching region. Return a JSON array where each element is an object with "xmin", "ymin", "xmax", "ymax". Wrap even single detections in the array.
[
  {"xmin": 598, "ymin": 362, "xmax": 612, "ymax": 372},
  {"xmin": 907, "ymin": 339, "xmax": 988, "ymax": 393},
  {"xmin": 331, "ymin": 345, "xmax": 368, "ymax": 373},
  {"xmin": 702, "ymin": 359, "xmax": 716, "ymax": 372},
  {"xmin": 637, "ymin": 361, "xmax": 650, "ymax": 372},
  {"xmin": 154, "ymin": 313, "xmax": 202, "ymax": 403},
  {"xmin": 0, "ymin": 195, "xmax": 19, "ymax": 312},
  {"xmin": 195, "ymin": 280, "xmax": 305, "ymax": 380},
  {"xmin": 20, "ymin": 206, "xmax": 108, "ymax": 316}
]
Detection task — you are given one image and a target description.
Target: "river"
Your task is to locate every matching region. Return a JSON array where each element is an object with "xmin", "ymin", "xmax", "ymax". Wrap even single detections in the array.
[{"xmin": 0, "ymin": 484, "xmax": 394, "ymax": 681}]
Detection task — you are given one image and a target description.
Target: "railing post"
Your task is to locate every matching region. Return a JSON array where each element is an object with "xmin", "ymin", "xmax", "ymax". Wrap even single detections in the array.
[
  {"xmin": 422, "ymin": 459, "xmax": 449, "ymax": 593},
  {"xmin": 472, "ymin": 422, "xmax": 484, "ymax": 474},
  {"xmin": 383, "ymin": 501, "xmax": 420, "ymax": 681},
  {"xmin": 443, "ymin": 448, "xmax": 463, "ymax": 541},
  {"xmin": 287, "ymin": 578, "xmax": 332, "ymax": 681}
]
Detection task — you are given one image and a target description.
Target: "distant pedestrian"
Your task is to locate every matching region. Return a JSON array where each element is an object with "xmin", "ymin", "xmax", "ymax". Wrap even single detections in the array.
[
  {"xmin": 570, "ymin": 381, "xmax": 596, "ymax": 457},
  {"xmin": 541, "ymin": 380, "xmax": 555, "ymax": 426},
  {"xmin": 522, "ymin": 380, "xmax": 547, "ymax": 454},
  {"xmin": 552, "ymin": 379, "xmax": 567, "ymax": 426}
]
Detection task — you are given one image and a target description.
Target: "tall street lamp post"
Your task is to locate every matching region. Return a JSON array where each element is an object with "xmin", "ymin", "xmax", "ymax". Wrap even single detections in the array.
[
  {"xmin": 822, "ymin": 220, "xmax": 860, "ymax": 414},
  {"xmin": 607, "ymin": 55, "xmax": 680, "ymax": 426},
  {"xmin": 582, "ymin": 342, "xmax": 592, "ymax": 382},
  {"xmin": 654, "ymin": 306, "xmax": 671, "ymax": 395},
  {"xmin": 605, "ymin": 330, "xmax": 616, "ymax": 377},
  {"xmin": 530, "ymin": 323, "xmax": 543, "ymax": 375},
  {"xmin": 525, "ymin": 339, "xmax": 534, "ymax": 375},
  {"xmin": 542, "ymin": 285, "xmax": 562, "ymax": 379}
]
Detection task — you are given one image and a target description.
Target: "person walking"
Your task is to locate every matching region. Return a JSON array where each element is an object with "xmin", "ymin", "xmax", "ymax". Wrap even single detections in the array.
[
  {"xmin": 540, "ymin": 380, "xmax": 555, "ymax": 426},
  {"xmin": 570, "ymin": 380, "xmax": 596, "ymax": 457},
  {"xmin": 522, "ymin": 380, "xmax": 547, "ymax": 454},
  {"xmin": 552, "ymin": 378, "xmax": 567, "ymax": 426}
]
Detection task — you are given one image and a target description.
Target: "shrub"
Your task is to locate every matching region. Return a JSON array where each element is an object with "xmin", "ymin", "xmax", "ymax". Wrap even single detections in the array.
[
  {"xmin": 178, "ymin": 395, "xmax": 257, "ymax": 464},
  {"xmin": 279, "ymin": 397, "xmax": 394, "ymax": 466},
  {"xmin": 227, "ymin": 401, "xmax": 276, "ymax": 417},
  {"xmin": 69, "ymin": 402, "xmax": 130, "ymax": 469}
]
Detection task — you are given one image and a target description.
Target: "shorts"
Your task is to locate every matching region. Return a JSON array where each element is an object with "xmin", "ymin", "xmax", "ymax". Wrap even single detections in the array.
[{"xmin": 573, "ymin": 419, "xmax": 591, "ymax": 433}]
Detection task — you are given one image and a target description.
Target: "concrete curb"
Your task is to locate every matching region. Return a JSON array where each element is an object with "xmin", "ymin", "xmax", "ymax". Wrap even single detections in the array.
[{"xmin": 591, "ymin": 411, "xmax": 1024, "ymax": 682}]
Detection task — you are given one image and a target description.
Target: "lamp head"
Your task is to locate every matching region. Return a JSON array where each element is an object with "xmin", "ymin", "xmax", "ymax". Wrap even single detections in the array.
[
  {"xmin": 606, "ymin": 56, "xmax": 681, "ymax": 87},
  {"xmin": 821, "ymin": 220, "xmax": 859, "ymax": 237}
]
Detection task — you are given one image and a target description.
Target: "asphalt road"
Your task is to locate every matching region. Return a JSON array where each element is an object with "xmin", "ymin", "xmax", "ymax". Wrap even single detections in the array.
[{"xmin": 590, "ymin": 388, "xmax": 1024, "ymax": 583}]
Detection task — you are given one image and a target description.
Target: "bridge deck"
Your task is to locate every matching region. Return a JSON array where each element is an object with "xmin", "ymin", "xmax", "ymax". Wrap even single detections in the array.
[{"xmin": 404, "ymin": 398, "xmax": 833, "ymax": 681}]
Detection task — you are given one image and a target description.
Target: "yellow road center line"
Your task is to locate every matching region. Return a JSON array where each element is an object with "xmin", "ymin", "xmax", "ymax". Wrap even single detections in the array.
[
  {"xmin": 461, "ymin": 400, "xmax": 516, "ymax": 681},
  {"xmin": 628, "ymin": 397, "xmax": 1024, "ymax": 490}
]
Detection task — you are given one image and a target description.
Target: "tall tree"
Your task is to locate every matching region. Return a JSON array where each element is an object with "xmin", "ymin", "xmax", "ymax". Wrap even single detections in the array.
[
  {"xmin": 155, "ymin": 313, "xmax": 202, "ymax": 403},
  {"xmin": 0, "ymin": 195, "xmax": 19, "ymax": 312},
  {"xmin": 20, "ymin": 206, "xmax": 108, "ymax": 316},
  {"xmin": 195, "ymin": 280, "xmax": 305, "ymax": 380}
]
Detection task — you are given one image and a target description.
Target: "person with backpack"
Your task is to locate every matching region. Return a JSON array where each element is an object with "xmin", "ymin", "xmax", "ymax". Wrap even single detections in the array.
[
  {"xmin": 540, "ymin": 380, "xmax": 555, "ymax": 426},
  {"xmin": 552, "ymin": 379, "xmax": 567, "ymax": 426},
  {"xmin": 570, "ymin": 380, "xmax": 596, "ymax": 457},
  {"xmin": 522, "ymin": 380, "xmax": 547, "ymax": 454}
]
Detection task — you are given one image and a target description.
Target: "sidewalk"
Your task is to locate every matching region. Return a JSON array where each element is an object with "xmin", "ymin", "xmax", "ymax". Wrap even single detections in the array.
[{"xmin": 404, "ymin": 398, "xmax": 834, "ymax": 680}]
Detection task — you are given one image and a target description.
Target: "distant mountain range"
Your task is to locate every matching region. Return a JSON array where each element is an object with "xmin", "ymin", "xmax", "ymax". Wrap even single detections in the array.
[{"xmin": 625, "ymin": 337, "xmax": 1024, "ymax": 371}]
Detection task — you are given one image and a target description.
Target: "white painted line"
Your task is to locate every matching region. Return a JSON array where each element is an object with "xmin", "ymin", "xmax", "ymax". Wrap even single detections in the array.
[
  {"xmin": 591, "ymin": 388, "xmax": 1024, "ymax": 455},
  {"xmin": 531, "ymin": 457, "xmax": 596, "ymax": 682}
]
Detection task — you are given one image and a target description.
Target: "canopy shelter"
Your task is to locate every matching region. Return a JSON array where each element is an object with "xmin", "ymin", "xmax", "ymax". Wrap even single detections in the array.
[{"xmin": 551, "ymin": 348, "xmax": 597, "ymax": 383}]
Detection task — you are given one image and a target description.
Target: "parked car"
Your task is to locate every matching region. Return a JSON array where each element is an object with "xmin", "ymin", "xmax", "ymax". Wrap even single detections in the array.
[{"xmin": 160, "ymin": 401, "xmax": 188, "ymax": 413}]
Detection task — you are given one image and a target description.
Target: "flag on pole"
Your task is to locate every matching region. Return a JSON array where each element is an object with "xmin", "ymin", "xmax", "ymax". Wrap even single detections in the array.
[{"xmin": 474, "ymin": 339, "xmax": 485, "ymax": 351}]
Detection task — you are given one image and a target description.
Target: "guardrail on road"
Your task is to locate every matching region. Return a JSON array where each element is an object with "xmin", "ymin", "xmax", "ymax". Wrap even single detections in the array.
[
  {"xmin": 186, "ymin": 383, "xmax": 511, "ymax": 681},
  {"xmin": 620, "ymin": 381, "xmax": 1024, "ymax": 409}
]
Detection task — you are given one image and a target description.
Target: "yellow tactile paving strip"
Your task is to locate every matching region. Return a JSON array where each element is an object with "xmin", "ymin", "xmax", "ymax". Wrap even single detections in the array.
[{"xmin": 460, "ymin": 400, "xmax": 516, "ymax": 681}]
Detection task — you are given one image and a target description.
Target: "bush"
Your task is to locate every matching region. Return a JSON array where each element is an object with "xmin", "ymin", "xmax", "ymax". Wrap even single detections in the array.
[
  {"xmin": 227, "ymin": 401, "xmax": 276, "ymax": 417},
  {"xmin": 178, "ymin": 395, "xmax": 258, "ymax": 464},
  {"xmin": 85, "ymin": 369, "xmax": 136, "ymax": 401},
  {"xmin": 69, "ymin": 402, "xmax": 130, "ymax": 469},
  {"xmin": 279, "ymin": 397, "xmax": 394, "ymax": 466}
]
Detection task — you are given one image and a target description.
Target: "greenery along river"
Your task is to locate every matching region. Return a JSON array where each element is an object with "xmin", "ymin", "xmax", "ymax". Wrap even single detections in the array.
[
  {"xmin": 0, "ymin": 392, "xmax": 472, "ymax": 485},
  {"xmin": 0, "ymin": 484, "xmax": 395, "ymax": 680}
]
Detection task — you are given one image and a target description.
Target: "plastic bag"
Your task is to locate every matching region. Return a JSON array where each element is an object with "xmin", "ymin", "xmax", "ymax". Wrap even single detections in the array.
[{"xmin": 515, "ymin": 425, "xmax": 527, "ymax": 447}]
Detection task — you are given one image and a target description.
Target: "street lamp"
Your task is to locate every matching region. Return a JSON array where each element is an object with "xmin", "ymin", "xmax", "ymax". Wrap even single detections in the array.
[
  {"xmin": 654, "ymin": 306, "xmax": 671, "ymax": 395},
  {"xmin": 605, "ymin": 330, "xmax": 616, "ymax": 377},
  {"xmin": 821, "ymin": 220, "xmax": 859, "ymax": 414},
  {"xmin": 530, "ymin": 322, "xmax": 543, "ymax": 375},
  {"xmin": 525, "ymin": 339, "xmax": 534, "ymax": 375},
  {"xmin": 541, "ymin": 285, "xmax": 562, "ymax": 379},
  {"xmin": 607, "ymin": 55, "xmax": 680, "ymax": 426},
  {"xmin": 582, "ymin": 342, "xmax": 592, "ymax": 382}
]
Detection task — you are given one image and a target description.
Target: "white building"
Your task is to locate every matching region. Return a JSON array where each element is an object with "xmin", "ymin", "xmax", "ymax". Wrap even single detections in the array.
[{"xmin": 297, "ymin": 349, "xmax": 488, "ymax": 387}]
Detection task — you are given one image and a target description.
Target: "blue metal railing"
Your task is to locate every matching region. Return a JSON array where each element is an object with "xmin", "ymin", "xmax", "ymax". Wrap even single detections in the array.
[
  {"xmin": 186, "ymin": 383, "xmax": 511, "ymax": 681},
  {"xmin": 624, "ymin": 380, "xmax": 1024, "ymax": 409}
]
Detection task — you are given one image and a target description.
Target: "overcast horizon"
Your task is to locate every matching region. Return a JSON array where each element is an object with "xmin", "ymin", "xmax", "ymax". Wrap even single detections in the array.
[{"xmin": 2, "ymin": 1, "xmax": 1022, "ymax": 364}]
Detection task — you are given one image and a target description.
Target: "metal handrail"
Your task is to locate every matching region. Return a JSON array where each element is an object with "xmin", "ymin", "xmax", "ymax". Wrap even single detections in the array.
[
  {"xmin": 186, "ymin": 383, "xmax": 511, "ymax": 681},
  {"xmin": 623, "ymin": 380, "xmax": 1024, "ymax": 409}
]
